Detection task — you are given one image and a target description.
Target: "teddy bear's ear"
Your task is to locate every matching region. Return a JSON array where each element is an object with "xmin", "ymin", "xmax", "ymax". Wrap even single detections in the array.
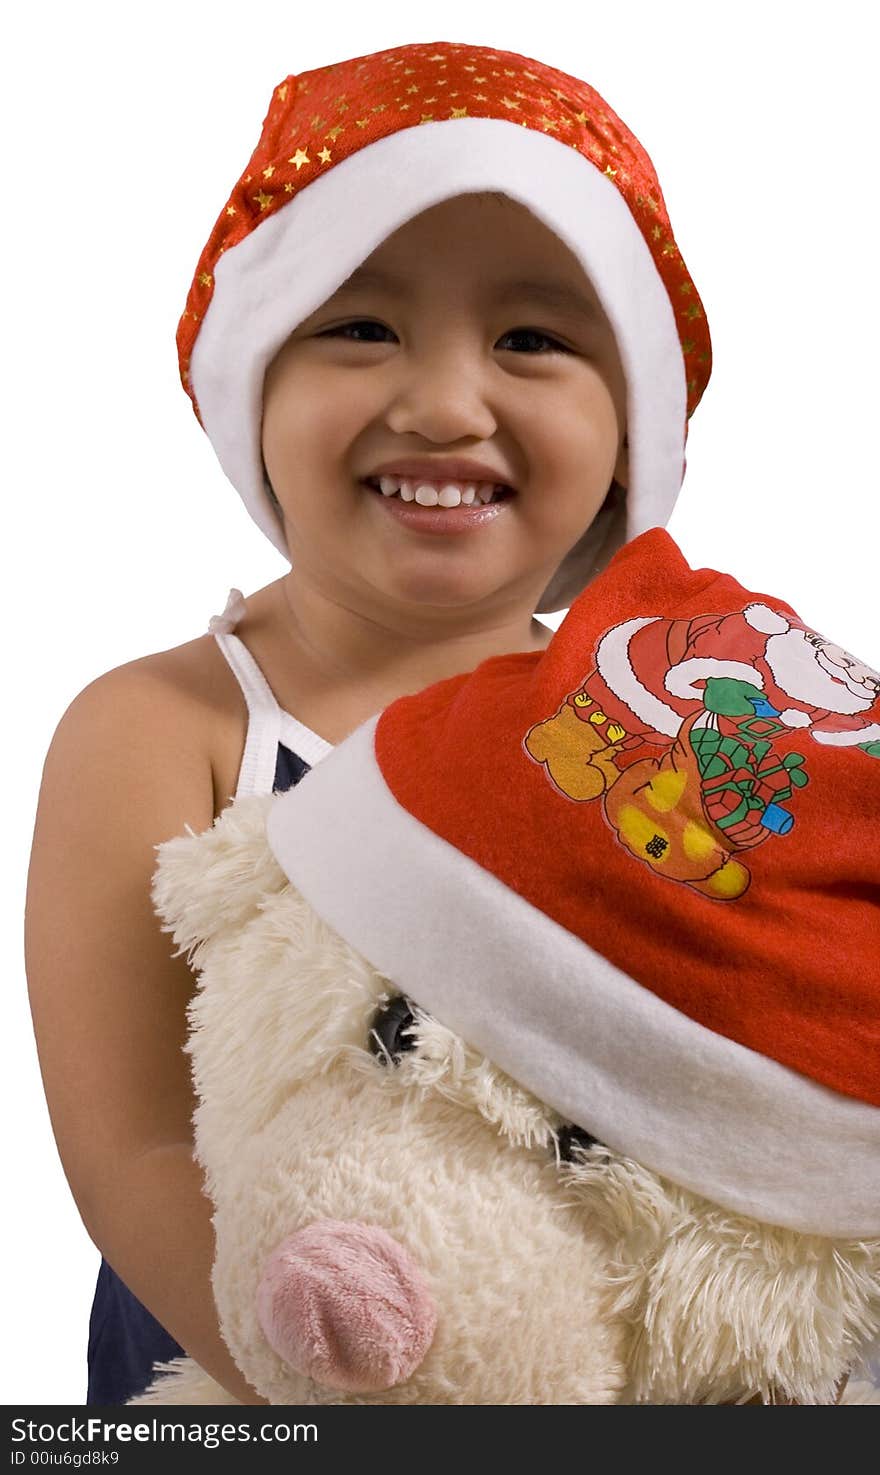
[{"xmin": 151, "ymin": 793, "xmax": 286, "ymax": 964}]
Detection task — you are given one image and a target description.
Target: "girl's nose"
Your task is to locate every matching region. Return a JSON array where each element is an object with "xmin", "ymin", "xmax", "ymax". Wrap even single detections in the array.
[
  {"xmin": 385, "ymin": 351, "xmax": 497, "ymax": 444},
  {"xmin": 256, "ymin": 1220, "xmax": 437, "ymax": 1392}
]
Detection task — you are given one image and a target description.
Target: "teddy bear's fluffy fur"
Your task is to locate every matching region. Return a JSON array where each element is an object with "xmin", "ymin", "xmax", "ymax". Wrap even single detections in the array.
[{"xmin": 130, "ymin": 795, "xmax": 880, "ymax": 1405}]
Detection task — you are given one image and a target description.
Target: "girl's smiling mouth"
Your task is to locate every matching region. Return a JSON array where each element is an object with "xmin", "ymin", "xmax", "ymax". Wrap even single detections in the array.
[{"xmin": 361, "ymin": 475, "xmax": 515, "ymax": 534}]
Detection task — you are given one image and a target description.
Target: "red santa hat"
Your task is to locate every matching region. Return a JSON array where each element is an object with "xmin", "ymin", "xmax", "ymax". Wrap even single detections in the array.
[
  {"xmin": 267, "ymin": 528, "xmax": 880, "ymax": 1237},
  {"xmin": 178, "ymin": 39, "xmax": 711, "ymax": 612}
]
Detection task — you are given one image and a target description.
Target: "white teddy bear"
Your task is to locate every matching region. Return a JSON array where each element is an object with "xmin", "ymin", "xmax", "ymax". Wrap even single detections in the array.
[
  {"xmin": 131, "ymin": 532, "xmax": 880, "ymax": 1405},
  {"xmin": 127, "ymin": 790, "xmax": 880, "ymax": 1406}
]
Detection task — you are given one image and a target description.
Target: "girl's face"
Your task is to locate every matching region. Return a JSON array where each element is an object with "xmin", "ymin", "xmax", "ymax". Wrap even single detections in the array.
[{"xmin": 261, "ymin": 193, "xmax": 628, "ymax": 620}]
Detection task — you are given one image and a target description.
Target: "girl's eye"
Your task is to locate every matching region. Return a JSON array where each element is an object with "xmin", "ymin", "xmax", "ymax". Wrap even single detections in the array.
[
  {"xmin": 320, "ymin": 322, "xmax": 568, "ymax": 353},
  {"xmin": 497, "ymin": 327, "xmax": 569, "ymax": 354},
  {"xmin": 321, "ymin": 320, "xmax": 396, "ymax": 343}
]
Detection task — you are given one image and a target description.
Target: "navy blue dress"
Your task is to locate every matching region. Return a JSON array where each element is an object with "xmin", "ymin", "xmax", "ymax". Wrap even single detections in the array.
[{"xmin": 86, "ymin": 742, "xmax": 310, "ymax": 1404}]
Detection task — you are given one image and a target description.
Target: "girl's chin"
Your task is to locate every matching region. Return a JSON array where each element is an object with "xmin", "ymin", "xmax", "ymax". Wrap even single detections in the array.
[
  {"xmin": 378, "ymin": 576, "xmax": 504, "ymax": 609},
  {"xmin": 366, "ymin": 558, "xmax": 547, "ymax": 617},
  {"xmin": 345, "ymin": 502, "xmax": 554, "ymax": 612}
]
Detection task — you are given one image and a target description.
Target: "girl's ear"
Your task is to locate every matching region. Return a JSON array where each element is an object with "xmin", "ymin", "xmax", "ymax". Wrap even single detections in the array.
[{"xmin": 613, "ymin": 432, "xmax": 629, "ymax": 493}]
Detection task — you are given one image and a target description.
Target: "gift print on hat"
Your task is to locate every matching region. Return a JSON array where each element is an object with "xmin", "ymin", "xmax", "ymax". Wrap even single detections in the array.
[{"xmin": 524, "ymin": 599, "xmax": 880, "ymax": 900}]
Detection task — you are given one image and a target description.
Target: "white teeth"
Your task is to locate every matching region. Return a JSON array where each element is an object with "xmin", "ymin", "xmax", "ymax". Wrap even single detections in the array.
[{"xmin": 369, "ymin": 474, "xmax": 506, "ymax": 506}]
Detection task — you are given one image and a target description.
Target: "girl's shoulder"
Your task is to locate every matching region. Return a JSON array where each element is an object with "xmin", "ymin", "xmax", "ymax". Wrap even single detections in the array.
[
  {"xmin": 150, "ymin": 631, "xmax": 258, "ymax": 815},
  {"xmin": 75, "ymin": 575, "xmax": 334, "ymax": 814},
  {"xmin": 58, "ymin": 629, "xmax": 252, "ymax": 823}
]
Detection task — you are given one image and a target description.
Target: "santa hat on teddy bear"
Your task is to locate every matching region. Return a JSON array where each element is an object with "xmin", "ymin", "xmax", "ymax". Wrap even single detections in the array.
[
  {"xmin": 178, "ymin": 38, "xmax": 711, "ymax": 612},
  {"xmin": 268, "ymin": 528, "xmax": 880, "ymax": 1240}
]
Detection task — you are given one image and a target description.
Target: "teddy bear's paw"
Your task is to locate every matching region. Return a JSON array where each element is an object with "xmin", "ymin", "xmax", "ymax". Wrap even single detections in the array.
[
  {"xmin": 256, "ymin": 1220, "xmax": 437, "ymax": 1393},
  {"xmin": 128, "ymin": 1356, "xmax": 240, "ymax": 1405}
]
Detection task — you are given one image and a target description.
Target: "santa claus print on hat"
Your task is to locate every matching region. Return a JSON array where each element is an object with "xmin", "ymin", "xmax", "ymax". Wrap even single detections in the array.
[{"xmin": 524, "ymin": 554, "xmax": 880, "ymax": 900}]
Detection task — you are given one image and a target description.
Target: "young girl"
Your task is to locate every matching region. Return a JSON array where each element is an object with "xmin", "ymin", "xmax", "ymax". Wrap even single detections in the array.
[{"xmin": 24, "ymin": 38, "xmax": 710, "ymax": 1405}]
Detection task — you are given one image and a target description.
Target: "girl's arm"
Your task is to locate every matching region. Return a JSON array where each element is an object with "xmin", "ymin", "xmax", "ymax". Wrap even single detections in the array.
[{"xmin": 25, "ymin": 661, "xmax": 267, "ymax": 1406}]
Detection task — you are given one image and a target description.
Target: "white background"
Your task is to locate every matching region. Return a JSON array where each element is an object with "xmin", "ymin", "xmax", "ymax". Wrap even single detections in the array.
[{"xmin": 5, "ymin": 0, "xmax": 878, "ymax": 1405}]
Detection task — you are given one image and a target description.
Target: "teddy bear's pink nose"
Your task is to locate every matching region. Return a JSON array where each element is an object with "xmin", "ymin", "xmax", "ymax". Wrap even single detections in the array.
[{"xmin": 256, "ymin": 1220, "xmax": 437, "ymax": 1392}]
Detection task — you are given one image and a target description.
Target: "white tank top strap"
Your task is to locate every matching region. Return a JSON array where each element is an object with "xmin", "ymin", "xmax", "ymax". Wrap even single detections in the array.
[
  {"xmin": 278, "ymin": 711, "xmax": 334, "ymax": 766},
  {"xmin": 212, "ymin": 629, "xmax": 282, "ymax": 799},
  {"xmin": 209, "ymin": 587, "xmax": 334, "ymax": 798}
]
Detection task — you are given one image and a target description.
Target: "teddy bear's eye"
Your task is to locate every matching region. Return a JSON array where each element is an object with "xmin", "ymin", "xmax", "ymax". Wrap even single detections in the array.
[
  {"xmin": 368, "ymin": 995, "xmax": 418, "ymax": 1064},
  {"xmin": 556, "ymin": 1124, "xmax": 598, "ymax": 1162}
]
